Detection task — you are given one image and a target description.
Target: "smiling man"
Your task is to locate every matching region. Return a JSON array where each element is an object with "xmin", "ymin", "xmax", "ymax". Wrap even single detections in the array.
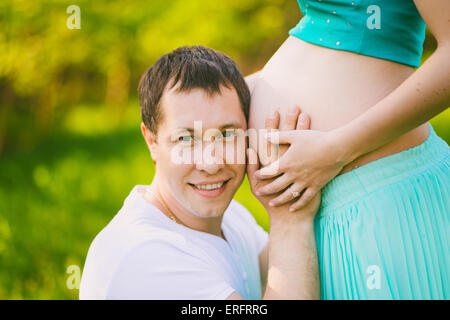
[{"xmin": 79, "ymin": 46, "xmax": 320, "ymax": 300}]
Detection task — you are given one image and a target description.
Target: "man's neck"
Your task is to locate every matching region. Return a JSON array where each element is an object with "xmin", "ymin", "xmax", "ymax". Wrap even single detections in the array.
[{"xmin": 142, "ymin": 183, "xmax": 225, "ymax": 240}]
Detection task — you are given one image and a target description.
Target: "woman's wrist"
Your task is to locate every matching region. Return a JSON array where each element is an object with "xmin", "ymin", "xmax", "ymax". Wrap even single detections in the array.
[{"xmin": 328, "ymin": 123, "xmax": 364, "ymax": 166}]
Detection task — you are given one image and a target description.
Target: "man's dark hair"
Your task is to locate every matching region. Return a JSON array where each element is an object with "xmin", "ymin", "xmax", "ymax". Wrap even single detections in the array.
[{"xmin": 138, "ymin": 45, "xmax": 250, "ymax": 134}]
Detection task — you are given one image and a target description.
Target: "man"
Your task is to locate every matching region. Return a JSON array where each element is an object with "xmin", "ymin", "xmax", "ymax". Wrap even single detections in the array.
[{"xmin": 79, "ymin": 46, "xmax": 320, "ymax": 299}]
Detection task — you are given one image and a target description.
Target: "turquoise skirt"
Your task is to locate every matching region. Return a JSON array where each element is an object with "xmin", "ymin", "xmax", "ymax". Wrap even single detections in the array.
[{"xmin": 316, "ymin": 123, "xmax": 449, "ymax": 299}]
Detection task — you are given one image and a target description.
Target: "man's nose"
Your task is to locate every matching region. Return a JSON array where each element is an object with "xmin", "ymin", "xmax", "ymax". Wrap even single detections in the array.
[{"xmin": 194, "ymin": 142, "xmax": 224, "ymax": 174}]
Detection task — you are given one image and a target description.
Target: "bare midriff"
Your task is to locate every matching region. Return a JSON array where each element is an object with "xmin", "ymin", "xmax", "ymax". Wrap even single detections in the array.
[{"xmin": 249, "ymin": 35, "xmax": 430, "ymax": 175}]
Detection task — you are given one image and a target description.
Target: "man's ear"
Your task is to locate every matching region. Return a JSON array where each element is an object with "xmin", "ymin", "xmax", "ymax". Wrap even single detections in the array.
[{"xmin": 141, "ymin": 122, "xmax": 158, "ymax": 161}]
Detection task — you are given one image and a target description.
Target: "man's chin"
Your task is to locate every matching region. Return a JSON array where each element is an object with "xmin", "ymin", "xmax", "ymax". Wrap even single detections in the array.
[
  {"xmin": 188, "ymin": 202, "xmax": 228, "ymax": 218},
  {"xmin": 186, "ymin": 197, "xmax": 233, "ymax": 219}
]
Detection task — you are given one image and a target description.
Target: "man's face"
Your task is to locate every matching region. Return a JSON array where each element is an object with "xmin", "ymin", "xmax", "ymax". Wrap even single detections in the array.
[{"xmin": 145, "ymin": 84, "xmax": 247, "ymax": 219}]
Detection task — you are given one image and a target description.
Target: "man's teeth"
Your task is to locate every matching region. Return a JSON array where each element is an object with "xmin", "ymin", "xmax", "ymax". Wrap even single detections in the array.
[{"xmin": 194, "ymin": 182, "xmax": 224, "ymax": 190}]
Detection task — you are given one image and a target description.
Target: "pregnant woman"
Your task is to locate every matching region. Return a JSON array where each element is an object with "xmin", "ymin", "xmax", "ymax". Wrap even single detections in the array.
[{"xmin": 247, "ymin": 0, "xmax": 449, "ymax": 299}]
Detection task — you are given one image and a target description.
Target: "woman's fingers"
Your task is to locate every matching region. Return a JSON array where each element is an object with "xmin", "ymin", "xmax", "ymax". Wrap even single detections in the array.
[
  {"xmin": 280, "ymin": 105, "xmax": 300, "ymax": 131},
  {"xmin": 256, "ymin": 173, "xmax": 294, "ymax": 196},
  {"xmin": 296, "ymin": 112, "xmax": 311, "ymax": 130},
  {"xmin": 268, "ymin": 182, "xmax": 306, "ymax": 207},
  {"xmin": 254, "ymin": 158, "xmax": 285, "ymax": 179},
  {"xmin": 265, "ymin": 110, "xmax": 280, "ymax": 130},
  {"xmin": 266, "ymin": 130, "xmax": 296, "ymax": 145},
  {"xmin": 289, "ymin": 187, "xmax": 318, "ymax": 211}
]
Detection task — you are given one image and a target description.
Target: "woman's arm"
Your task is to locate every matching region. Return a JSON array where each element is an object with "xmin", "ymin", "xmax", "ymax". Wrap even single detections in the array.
[
  {"xmin": 335, "ymin": 0, "xmax": 450, "ymax": 163},
  {"xmin": 254, "ymin": 0, "xmax": 449, "ymax": 211}
]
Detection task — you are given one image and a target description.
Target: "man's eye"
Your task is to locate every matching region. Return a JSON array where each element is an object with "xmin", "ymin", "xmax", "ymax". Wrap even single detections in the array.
[
  {"xmin": 178, "ymin": 135, "xmax": 193, "ymax": 143},
  {"xmin": 222, "ymin": 130, "xmax": 237, "ymax": 140}
]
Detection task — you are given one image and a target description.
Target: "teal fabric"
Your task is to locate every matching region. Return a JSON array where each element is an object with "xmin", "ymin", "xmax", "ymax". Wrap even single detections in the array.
[
  {"xmin": 316, "ymin": 123, "xmax": 449, "ymax": 299},
  {"xmin": 289, "ymin": 0, "xmax": 426, "ymax": 67}
]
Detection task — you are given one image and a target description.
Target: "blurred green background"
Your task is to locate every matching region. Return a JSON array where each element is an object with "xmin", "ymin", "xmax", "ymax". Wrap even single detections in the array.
[{"xmin": 0, "ymin": 0, "xmax": 448, "ymax": 299}]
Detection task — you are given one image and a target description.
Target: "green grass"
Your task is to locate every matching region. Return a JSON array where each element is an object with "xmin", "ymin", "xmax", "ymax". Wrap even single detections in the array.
[{"xmin": 0, "ymin": 104, "xmax": 448, "ymax": 299}]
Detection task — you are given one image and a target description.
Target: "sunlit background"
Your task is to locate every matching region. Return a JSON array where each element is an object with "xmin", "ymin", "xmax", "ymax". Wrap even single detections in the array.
[{"xmin": 0, "ymin": 0, "xmax": 448, "ymax": 299}]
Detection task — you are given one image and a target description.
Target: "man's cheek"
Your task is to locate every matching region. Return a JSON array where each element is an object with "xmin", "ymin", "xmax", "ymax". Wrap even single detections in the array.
[
  {"xmin": 223, "ymin": 142, "xmax": 246, "ymax": 165},
  {"xmin": 228, "ymin": 164, "xmax": 246, "ymax": 187}
]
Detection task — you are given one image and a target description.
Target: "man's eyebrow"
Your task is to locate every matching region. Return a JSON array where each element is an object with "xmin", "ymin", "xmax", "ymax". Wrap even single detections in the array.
[
  {"xmin": 177, "ymin": 123, "xmax": 243, "ymax": 132},
  {"xmin": 175, "ymin": 128, "xmax": 195, "ymax": 134},
  {"xmin": 220, "ymin": 123, "xmax": 243, "ymax": 130}
]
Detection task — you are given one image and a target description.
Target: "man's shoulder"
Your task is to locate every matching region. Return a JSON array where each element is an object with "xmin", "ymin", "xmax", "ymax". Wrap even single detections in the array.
[
  {"xmin": 225, "ymin": 199, "xmax": 259, "ymax": 226},
  {"xmin": 86, "ymin": 201, "xmax": 187, "ymax": 264},
  {"xmin": 79, "ymin": 192, "xmax": 187, "ymax": 299},
  {"xmin": 224, "ymin": 199, "xmax": 268, "ymax": 257}
]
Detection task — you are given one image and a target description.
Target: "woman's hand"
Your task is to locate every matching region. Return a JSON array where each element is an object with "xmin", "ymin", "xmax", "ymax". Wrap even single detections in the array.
[
  {"xmin": 247, "ymin": 106, "xmax": 321, "ymax": 219},
  {"xmin": 253, "ymin": 126, "xmax": 349, "ymax": 212}
]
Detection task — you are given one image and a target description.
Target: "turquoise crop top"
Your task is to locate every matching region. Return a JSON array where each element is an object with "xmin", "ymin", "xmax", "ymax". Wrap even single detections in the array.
[{"xmin": 289, "ymin": 0, "xmax": 426, "ymax": 67}]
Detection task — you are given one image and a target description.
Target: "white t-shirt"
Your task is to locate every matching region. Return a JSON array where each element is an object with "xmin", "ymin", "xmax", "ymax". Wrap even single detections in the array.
[{"xmin": 79, "ymin": 185, "xmax": 268, "ymax": 300}]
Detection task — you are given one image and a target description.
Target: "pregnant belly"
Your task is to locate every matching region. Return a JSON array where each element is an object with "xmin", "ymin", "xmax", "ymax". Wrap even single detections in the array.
[{"xmin": 249, "ymin": 36, "xmax": 429, "ymax": 175}]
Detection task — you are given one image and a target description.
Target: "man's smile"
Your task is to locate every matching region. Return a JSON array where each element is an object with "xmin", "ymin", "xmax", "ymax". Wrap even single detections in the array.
[{"xmin": 188, "ymin": 179, "xmax": 231, "ymax": 198}]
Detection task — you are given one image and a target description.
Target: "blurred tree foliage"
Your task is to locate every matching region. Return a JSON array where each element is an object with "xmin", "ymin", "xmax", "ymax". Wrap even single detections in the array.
[{"xmin": 0, "ymin": 0, "xmax": 301, "ymax": 153}]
